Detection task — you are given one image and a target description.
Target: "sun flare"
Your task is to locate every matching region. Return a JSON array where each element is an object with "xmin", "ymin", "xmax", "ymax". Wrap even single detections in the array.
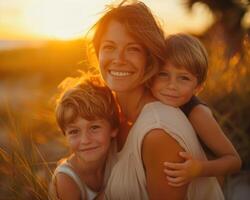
[
  {"xmin": 23, "ymin": 0, "xmax": 107, "ymax": 40},
  {"xmin": 0, "ymin": 0, "xmax": 213, "ymax": 40}
]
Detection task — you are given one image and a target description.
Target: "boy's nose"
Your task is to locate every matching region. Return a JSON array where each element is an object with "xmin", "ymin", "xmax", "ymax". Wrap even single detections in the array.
[
  {"xmin": 167, "ymin": 78, "xmax": 177, "ymax": 90},
  {"xmin": 80, "ymin": 132, "xmax": 91, "ymax": 144}
]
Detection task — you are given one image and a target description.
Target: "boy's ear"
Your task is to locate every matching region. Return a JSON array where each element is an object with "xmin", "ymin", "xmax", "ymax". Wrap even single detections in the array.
[
  {"xmin": 194, "ymin": 83, "xmax": 204, "ymax": 95},
  {"xmin": 111, "ymin": 128, "xmax": 119, "ymax": 138}
]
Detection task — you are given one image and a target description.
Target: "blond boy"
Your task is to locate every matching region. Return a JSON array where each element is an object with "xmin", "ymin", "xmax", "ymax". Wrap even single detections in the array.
[
  {"xmin": 151, "ymin": 33, "xmax": 241, "ymax": 186},
  {"xmin": 50, "ymin": 74, "xmax": 119, "ymax": 200}
]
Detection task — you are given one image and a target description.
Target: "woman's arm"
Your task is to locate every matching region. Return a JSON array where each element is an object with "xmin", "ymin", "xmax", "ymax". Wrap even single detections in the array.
[
  {"xmin": 188, "ymin": 104, "xmax": 241, "ymax": 176},
  {"xmin": 142, "ymin": 129, "xmax": 188, "ymax": 200}
]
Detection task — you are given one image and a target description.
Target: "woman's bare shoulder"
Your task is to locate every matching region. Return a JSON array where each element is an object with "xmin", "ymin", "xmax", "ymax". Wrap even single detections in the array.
[
  {"xmin": 142, "ymin": 128, "xmax": 184, "ymax": 163},
  {"xmin": 141, "ymin": 129, "xmax": 188, "ymax": 199}
]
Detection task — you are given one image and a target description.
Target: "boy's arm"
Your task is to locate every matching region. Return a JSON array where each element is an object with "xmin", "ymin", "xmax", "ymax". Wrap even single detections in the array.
[
  {"xmin": 142, "ymin": 129, "xmax": 188, "ymax": 199},
  {"xmin": 54, "ymin": 173, "xmax": 82, "ymax": 200},
  {"xmin": 188, "ymin": 104, "xmax": 242, "ymax": 176}
]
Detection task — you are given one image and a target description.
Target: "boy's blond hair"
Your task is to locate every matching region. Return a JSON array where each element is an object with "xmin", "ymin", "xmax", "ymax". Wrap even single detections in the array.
[
  {"xmin": 165, "ymin": 33, "xmax": 208, "ymax": 85},
  {"xmin": 55, "ymin": 73, "xmax": 120, "ymax": 134}
]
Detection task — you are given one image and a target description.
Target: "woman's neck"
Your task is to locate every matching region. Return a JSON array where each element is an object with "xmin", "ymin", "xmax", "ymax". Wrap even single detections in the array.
[
  {"xmin": 115, "ymin": 86, "xmax": 155, "ymax": 150},
  {"xmin": 116, "ymin": 88, "xmax": 142, "ymax": 123},
  {"xmin": 116, "ymin": 86, "xmax": 153, "ymax": 123}
]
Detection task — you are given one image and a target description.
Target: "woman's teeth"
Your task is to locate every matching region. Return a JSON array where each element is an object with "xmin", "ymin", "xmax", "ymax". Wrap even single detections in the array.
[{"xmin": 110, "ymin": 71, "xmax": 131, "ymax": 77}]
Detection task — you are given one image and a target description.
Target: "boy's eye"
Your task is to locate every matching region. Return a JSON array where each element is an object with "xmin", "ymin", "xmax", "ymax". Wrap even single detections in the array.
[
  {"xmin": 67, "ymin": 129, "xmax": 79, "ymax": 135},
  {"xmin": 179, "ymin": 76, "xmax": 191, "ymax": 81},
  {"xmin": 90, "ymin": 125, "xmax": 101, "ymax": 131}
]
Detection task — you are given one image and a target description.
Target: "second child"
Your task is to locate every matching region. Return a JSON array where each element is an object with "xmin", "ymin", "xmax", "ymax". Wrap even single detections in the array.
[{"xmin": 151, "ymin": 33, "xmax": 241, "ymax": 187}]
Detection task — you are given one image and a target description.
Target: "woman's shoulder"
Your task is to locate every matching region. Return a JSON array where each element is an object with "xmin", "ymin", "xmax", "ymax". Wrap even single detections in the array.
[
  {"xmin": 141, "ymin": 128, "xmax": 188, "ymax": 198},
  {"xmin": 138, "ymin": 101, "xmax": 190, "ymax": 127},
  {"xmin": 130, "ymin": 101, "xmax": 193, "ymax": 135},
  {"xmin": 134, "ymin": 101, "xmax": 197, "ymax": 152},
  {"xmin": 142, "ymin": 128, "xmax": 185, "ymax": 156},
  {"xmin": 139, "ymin": 102, "xmax": 188, "ymax": 150},
  {"xmin": 142, "ymin": 101, "xmax": 185, "ymax": 117}
]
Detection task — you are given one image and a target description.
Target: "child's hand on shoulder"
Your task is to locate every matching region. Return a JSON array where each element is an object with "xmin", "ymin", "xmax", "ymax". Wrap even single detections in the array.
[{"xmin": 163, "ymin": 152, "xmax": 202, "ymax": 187}]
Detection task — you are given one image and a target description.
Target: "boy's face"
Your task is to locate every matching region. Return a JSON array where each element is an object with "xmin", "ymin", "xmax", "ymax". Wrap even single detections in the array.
[
  {"xmin": 151, "ymin": 63, "xmax": 202, "ymax": 107},
  {"xmin": 64, "ymin": 116, "xmax": 117, "ymax": 163}
]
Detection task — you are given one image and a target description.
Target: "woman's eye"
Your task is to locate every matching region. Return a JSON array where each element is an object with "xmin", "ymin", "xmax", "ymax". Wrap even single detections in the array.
[
  {"xmin": 127, "ymin": 46, "xmax": 141, "ymax": 52},
  {"xmin": 157, "ymin": 71, "xmax": 169, "ymax": 77},
  {"xmin": 102, "ymin": 45, "xmax": 114, "ymax": 50}
]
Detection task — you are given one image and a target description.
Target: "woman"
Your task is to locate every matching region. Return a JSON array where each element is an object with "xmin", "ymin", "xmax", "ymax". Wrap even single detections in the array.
[{"xmin": 90, "ymin": 1, "xmax": 224, "ymax": 199}]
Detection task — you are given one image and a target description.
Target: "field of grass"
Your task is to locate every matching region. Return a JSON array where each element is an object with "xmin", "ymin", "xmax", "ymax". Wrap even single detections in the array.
[{"xmin": 0, "ymin": 38, "xmax": 249, "ymax": 199}]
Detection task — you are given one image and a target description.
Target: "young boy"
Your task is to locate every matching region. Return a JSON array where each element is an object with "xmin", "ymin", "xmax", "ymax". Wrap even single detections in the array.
[
  {"xmin": 151, "ymin": 33, "xmax": 241, "ymax": 187},
  {"xmin": 50, "ymin": 74, "xmax": 119, "ymax": 199}
]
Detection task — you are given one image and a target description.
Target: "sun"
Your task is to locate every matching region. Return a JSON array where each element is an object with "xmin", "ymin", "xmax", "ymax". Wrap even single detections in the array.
[{"xmin": 23, "ymin": 0, "xmax": 107, "ymax": 40}]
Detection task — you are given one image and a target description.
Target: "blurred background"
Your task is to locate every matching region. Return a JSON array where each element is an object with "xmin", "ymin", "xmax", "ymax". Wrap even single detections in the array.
[{"xmin": 0, "ymin": 0, "xmax": 249, "ymax": 199}]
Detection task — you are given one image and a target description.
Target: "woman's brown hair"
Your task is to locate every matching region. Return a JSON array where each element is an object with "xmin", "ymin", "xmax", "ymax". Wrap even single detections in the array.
[{"xmin": 89, "ymin": 0, "xmax": 166, "ymax": 84}]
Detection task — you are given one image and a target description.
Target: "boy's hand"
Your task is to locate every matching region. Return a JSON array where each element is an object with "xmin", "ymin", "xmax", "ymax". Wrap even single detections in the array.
[{"xmin": 163, "ymin": 152, "xmax": 202, "ymax": 187}]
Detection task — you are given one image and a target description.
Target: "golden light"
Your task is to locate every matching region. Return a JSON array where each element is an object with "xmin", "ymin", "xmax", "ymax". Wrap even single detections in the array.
[
  {"xmin": 0, "ymin": 0, "xmax": 213, "ymax": 40},
  {"xmin": 23, "ymin": 0, "xmax": 108, "ymax": 40}
]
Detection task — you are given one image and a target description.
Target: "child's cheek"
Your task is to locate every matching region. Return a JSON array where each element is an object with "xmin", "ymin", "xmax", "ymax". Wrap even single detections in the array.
[
  {"xmin": 67, "ymin": 138, "xmax": 78, "ymax": 150},
  {"xmin": 150, "ymin": 80, "xmax": 158, "ymax": 92}
]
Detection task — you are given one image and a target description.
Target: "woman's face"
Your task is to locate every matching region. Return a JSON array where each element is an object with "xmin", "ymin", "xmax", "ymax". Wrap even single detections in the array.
[{"xmin": 98, "ymin": 20, "xmax": 147, "ymax": 93}]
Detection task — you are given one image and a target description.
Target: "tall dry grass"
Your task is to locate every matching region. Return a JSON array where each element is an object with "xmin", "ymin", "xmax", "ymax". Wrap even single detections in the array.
[
  {"xmin": 200, "ymin": 35, "xmax": 250, "ymax": 167},
  {"xmin": 0, "ymin": 94, "xmax": 67, "ymax": 199}
]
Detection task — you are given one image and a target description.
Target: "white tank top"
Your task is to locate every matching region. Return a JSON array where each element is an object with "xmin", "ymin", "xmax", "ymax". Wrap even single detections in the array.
[
  {"xmin": 50, "ymin": 140, "xmax": 117, "ymax": 200},
  {"xmin": 51, "ymin": 161, "xmax": 97, "ymax": 200},
  {"xmin": 105, "ymin": 101, "xmax": 225, "ymax": 200}
]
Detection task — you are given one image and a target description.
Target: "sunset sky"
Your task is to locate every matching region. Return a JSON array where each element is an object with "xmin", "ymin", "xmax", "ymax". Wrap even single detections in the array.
[{"xmin": 0, "ymin": 0, "xmax": 214, "ymax": 40}]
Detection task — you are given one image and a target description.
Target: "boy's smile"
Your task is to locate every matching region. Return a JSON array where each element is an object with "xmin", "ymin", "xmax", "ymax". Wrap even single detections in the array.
[{"xmin": 65, "ymin": 117, "xmax": 117, "ymax": 163}]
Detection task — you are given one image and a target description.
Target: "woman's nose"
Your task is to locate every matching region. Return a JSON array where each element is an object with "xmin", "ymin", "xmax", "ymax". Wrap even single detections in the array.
[{"xmin": 113, "ymin": 48, "xmax": 126, "ymax": 64}]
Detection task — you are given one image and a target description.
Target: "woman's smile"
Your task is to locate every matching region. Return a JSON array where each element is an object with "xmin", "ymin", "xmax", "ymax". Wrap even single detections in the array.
[
  {"xmin": 98, "ymin": 20, "xmax": 147, "ymax": 92},
  {"xmin": 109, "ymin": 70, "xmax": 132, "ymax": 77}
]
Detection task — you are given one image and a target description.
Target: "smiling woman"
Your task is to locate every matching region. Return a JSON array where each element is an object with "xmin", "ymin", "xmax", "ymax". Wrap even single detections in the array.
[{"xmin": 22, "ymin": 0, "xmax": 108, "ymax": 40}]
